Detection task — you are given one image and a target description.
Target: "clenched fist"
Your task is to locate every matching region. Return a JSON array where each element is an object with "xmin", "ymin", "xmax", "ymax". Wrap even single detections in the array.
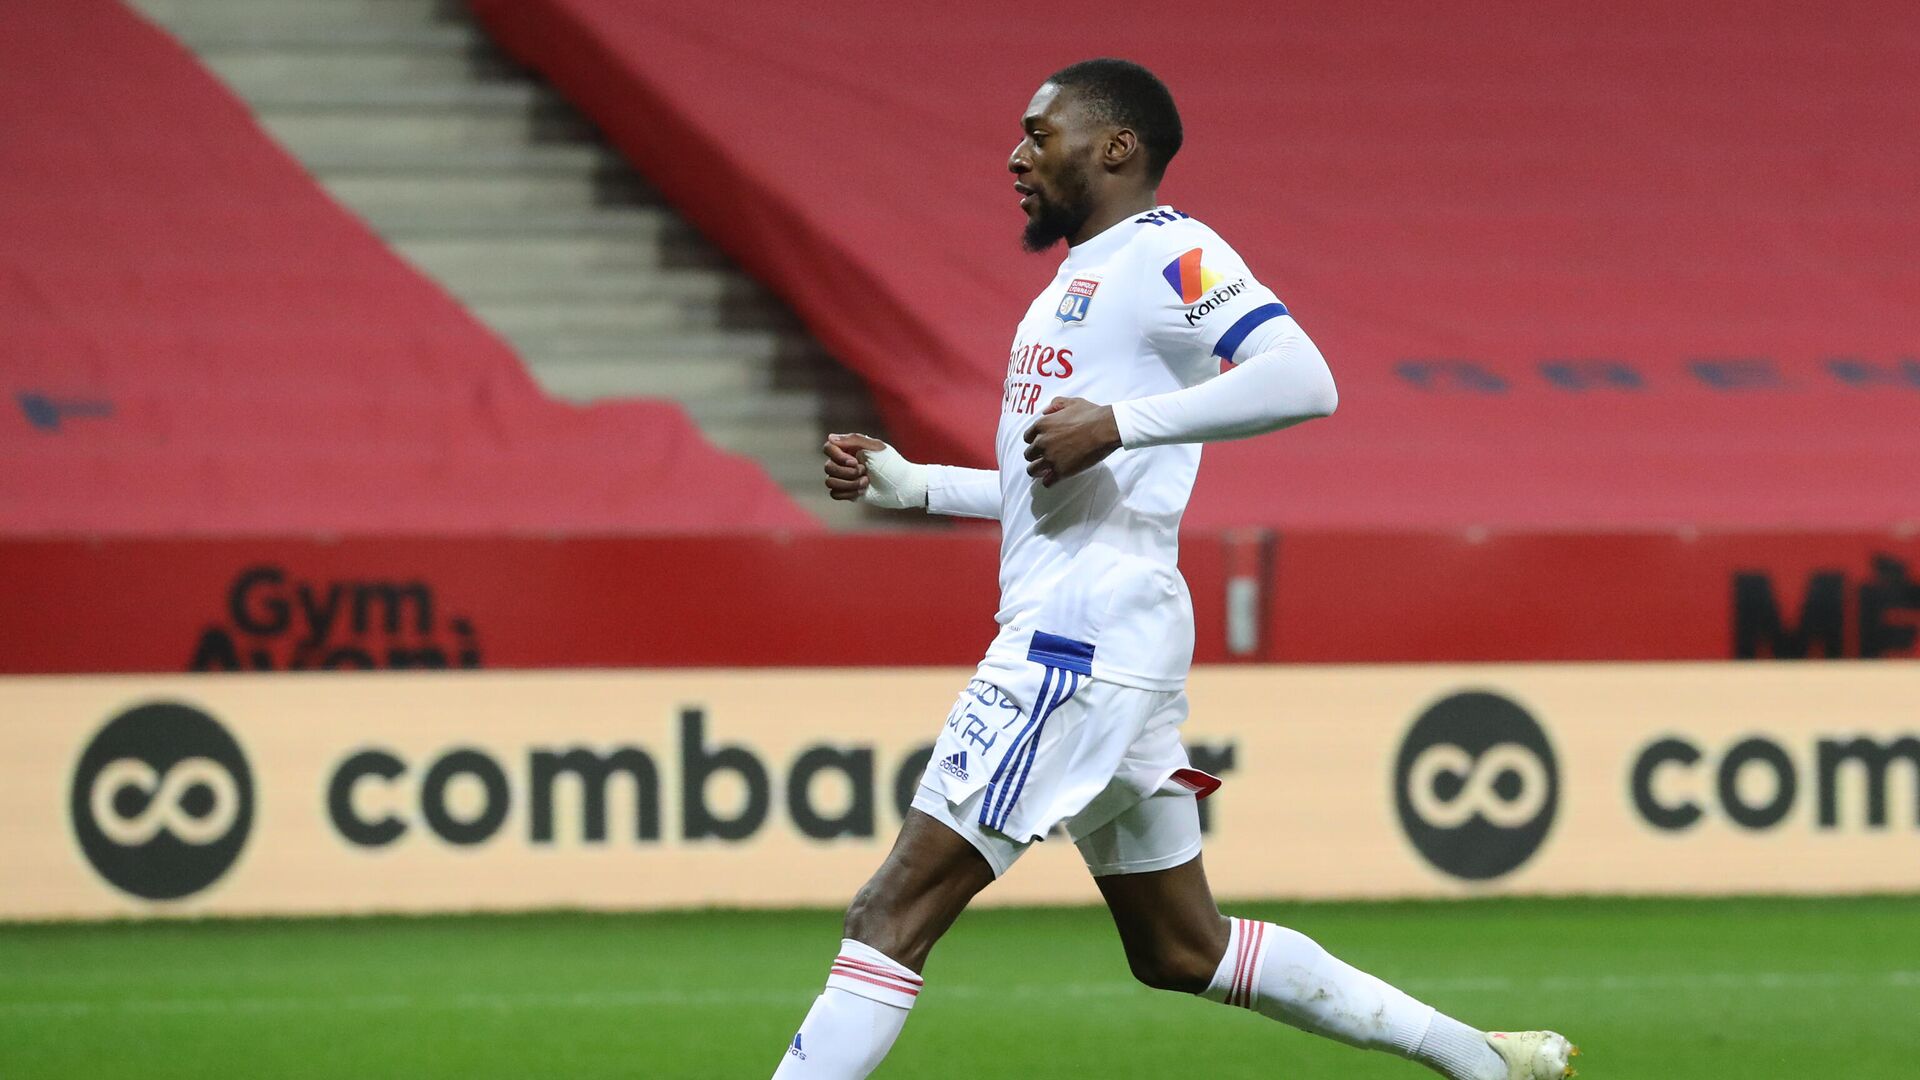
[
  {"xmin": 823, "ymin": 433, "xmax": 928, "ymax": 509},
  {"xmin": 822, "ymin": 433, "xmax": 882, "ymax": 501},
  {"xmin": 1023, "ymin": 397, "xmax": 1122, "ymax": 486}
]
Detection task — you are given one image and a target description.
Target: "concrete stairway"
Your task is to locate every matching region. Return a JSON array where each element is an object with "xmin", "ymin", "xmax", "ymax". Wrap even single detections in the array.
[{"xmin": 128, "ymin": 0, "xmax": 885, "ymax": 513}]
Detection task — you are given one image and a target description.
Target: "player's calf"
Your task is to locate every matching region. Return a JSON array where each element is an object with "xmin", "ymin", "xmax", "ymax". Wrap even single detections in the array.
[
  {"xmin": 1201, "ymin": 916, "xmax": 1572, "ymax": 1080},
  {"xmin": 770, "ymin": 812, "xmax": 995, "ymax": 1079},
  {"xmin": 1122, "ymin": 941, "xmax": 1224, "ymax": 995},
  {"xmin": 838, "ymin": 811, "xmax": 995, "ymax": 971},
  {"xmin": 1113, "ymin": 913, "xmax": 1231, "ymax": 995},
  {"xmin": 1089, "ymin": 792, "xmax": 1574, "ymax": 1079}
]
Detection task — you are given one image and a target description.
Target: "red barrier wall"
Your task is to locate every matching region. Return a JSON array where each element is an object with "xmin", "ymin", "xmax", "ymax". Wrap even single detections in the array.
[
  {"xmin": 1269, "ymin": 531, "xmax": 1920, "ymax": 662},
  {"xmin": 4, "ymin": 532, "xmax": 1914, "ymax": 673}
]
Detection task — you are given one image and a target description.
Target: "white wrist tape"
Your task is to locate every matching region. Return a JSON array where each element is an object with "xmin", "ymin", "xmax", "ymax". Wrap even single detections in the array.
[{"xmin": 858, "ymin": 445, "xmax": 929, "ymax": 510}]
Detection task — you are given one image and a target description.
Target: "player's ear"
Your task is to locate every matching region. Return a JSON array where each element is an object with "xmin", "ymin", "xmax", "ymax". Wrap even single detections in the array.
[{"xmin": 1104, "ymin": 127, "xmax": 1140, "ymax": 172}]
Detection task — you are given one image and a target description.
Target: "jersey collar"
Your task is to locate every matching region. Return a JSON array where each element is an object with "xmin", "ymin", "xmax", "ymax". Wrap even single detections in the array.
[{"xmin": 1063, "ymin": 205, "xmax": 1165, "ymax": 269}]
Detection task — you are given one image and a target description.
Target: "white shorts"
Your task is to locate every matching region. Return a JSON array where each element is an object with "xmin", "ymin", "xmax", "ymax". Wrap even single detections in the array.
[
  {"xmin": 912, "ymin": 780, "xmax": 1208, "ymax": 878},
  {"xmin": 913, "ymin": 632, "xmax": 1221, "ymax": 878}
]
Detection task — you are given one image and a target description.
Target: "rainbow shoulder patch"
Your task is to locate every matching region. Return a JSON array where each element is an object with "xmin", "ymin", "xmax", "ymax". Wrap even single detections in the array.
[{"xmin": 1162, "ymin": 248, "xmax": 1224, "ymax": 304}]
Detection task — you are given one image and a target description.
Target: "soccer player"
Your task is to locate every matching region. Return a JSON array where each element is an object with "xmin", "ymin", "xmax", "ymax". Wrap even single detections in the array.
[{"xmin": 786, "ymin": 59, "xmax": 1575, "ymax": 1080}]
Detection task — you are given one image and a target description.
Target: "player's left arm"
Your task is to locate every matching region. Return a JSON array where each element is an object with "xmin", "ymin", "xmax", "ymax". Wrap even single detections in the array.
[
  {"xmin": 1025, "ymin": 233, "xmax": 1334, "ymax": 485},
  {"xmin": 1108, "ymin": 314, "xmax": 1336, "ymax": 446},
  {"xmin": 1022, "ymin": 321, "xmax": 1334, "ymax": 484}
]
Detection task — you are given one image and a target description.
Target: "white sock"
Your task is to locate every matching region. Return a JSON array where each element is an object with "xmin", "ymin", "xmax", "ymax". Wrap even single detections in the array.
[
  {"xmin": 1415, "ymin": 1013, "xmax": 1509, "ymax": 1080},
  {"xmin": 771, "ymin": 939, "xmax": 921, "ymax": 1078},
  {"xmin": 1206, "ymin": 917, "xmax": 1505, "ymax": 1080}
]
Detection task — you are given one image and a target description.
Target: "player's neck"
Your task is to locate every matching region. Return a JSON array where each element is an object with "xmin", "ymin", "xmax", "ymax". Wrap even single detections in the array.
[{"xmin": 1068, "ymin": 190, "xmax": 1159, "ymax": 248}]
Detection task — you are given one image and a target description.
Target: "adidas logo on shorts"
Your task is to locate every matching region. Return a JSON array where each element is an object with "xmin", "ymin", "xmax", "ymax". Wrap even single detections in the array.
[
  {"xmin": 939, "ymin": 751, "xmax": 969, "ymax": 782},
  {"xmin": 788, "ymin": 1032, "xmax": 806, "ymax": 1060}
]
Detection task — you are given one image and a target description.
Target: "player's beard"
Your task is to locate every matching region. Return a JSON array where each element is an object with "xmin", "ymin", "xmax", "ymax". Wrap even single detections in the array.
[{"xmin": 1021, "ymin": 159, "xmax": 1095, "ymax": 253}]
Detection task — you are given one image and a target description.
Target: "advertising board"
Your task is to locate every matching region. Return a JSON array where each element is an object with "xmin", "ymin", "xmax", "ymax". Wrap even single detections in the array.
[{"xmin": 5, "ymin": 663, "xmax": 1915, "ymax": 920}]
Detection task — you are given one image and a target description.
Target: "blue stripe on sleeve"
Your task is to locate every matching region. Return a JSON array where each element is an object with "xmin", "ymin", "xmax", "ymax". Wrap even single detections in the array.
[{"xmin": 1211, "ymin": 301, "xmax": 1289, "ymax": 362}]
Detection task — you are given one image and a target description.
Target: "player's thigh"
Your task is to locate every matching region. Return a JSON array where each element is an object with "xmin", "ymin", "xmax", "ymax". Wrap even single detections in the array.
[
  {"xmin": 1082, "ymin": 794, "xmax": 1229, "ymax": 986},
  {"xmin": 1076, "ymin": 780, "xmax": 1205, "ymax": 880},
  {"xmin": 845, "ymin": 808, "xmax": 996, "ymax": 972}
]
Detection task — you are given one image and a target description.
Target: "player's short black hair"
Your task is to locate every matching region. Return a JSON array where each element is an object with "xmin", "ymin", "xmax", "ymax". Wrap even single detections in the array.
[{"xmin": 1044, "ymin": 58, "xmax": 1183, "ymax": 181}]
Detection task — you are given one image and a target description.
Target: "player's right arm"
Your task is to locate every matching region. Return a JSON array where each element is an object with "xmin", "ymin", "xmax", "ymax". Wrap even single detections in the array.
[{"xmin": 823, "ymin": 434, "xmax": 1001, "ymax": 519}]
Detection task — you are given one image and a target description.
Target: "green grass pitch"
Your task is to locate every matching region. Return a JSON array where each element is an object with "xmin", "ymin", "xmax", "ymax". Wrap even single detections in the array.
[{"xmin": 3, "ymin": 896, "xmax": 1915, "ymax": 1078}]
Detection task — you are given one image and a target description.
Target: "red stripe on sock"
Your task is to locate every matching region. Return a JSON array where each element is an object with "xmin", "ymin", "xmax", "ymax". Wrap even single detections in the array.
[
  {"xmin": 1230, "ymin": 918, "xmax": 1254, "ymax": 1008},
  {"xmin": 1239, "ymin": 921, "xmax": 1266, "ymax": 1010},
  {"xmin": 830, "ymin": 966, "xmax": 921, "ymax": 998},
  {"xmin": 832, "ymin": 956, "xmax": 923, "ymax": 985},
  {"xmin": 825, "ymin": 957, "xmax": 921, "ymax": 983}
]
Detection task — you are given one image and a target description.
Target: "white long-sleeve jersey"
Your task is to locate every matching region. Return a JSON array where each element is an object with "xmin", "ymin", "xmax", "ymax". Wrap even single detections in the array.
[{"xmin": 925, "ymin": 207, "xmax": 1333, "ymax": 690}]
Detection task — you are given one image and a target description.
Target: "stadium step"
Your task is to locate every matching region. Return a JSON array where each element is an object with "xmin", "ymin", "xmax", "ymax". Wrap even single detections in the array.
[
  {"xmin": 127, "ymin": 0, "xmax": 895, "ymax": 524},
  {"xmin": 323, "ymin": 170, "xmax": 655, "ymax": 216},
  {"xmin": 395, "ymin": 235, "xmax": 729, "ymax": 276},
  {"xmin": 136, "ymin": 0, "xmax": 464, "ymax": 29},
  {"xmin": 505, "ymin": 327, "xmax": 793, "ymax": 362},
  {"xmin": 233, "ymin": 79, "xmax": 557, "ymax": 112},
  {"xmin": 367, "ymin": 205, "xmax": 680, "ymax": 238},
  {"xmin": 530, "ymin": 356, "xmax": 779, "ymax": 400},
  {"xmin": 176, "ymin": 45, "xmax": 514, "ymax": 87},
  {"xmin": 298, "ymin": 143, "xmax": 619, "ymax": 176},
  {"xmin": 149, "ymin": 21, "xmax": 486, "ymax": 52},
  {"xmin": 435, "ymin": 266, "xmax": 763, "ymax": 305},
  {"xmin": 471, "ymin": 294, "xmax": 791, "ymax": 334},
  {"xmin": 266, "ymin": 107, "xmax": 594, "ymax": 153}
]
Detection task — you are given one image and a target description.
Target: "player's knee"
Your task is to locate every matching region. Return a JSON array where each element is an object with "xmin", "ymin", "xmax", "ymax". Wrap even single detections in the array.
[
  {"xmin": 1123, "ymin": 913, "xmax": 1230, "ymax": 994},
  {"xmin": 1125, "ymin": 943, "xmax": 1218, "ymax": 995}
]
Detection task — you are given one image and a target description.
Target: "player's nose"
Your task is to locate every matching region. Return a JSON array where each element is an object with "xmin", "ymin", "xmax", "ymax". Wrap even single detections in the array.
[{"xmin": 1008, "ymin": 141, "xmax": 1030, "ymax": 174}]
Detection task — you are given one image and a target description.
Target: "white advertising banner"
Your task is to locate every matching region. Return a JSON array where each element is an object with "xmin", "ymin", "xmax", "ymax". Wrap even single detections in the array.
[{"xmin": 2, "ymin": 664, "xmax": 1916, "ymax": 920}]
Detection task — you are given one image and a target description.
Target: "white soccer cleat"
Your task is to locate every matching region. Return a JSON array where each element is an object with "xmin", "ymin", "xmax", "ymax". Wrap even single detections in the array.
[{"xmin": 1485, "ymin": 1030, "xmax": 1579, "ymax": 1079}]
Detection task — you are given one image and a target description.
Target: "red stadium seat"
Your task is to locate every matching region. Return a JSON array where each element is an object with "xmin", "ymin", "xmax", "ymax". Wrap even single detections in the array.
[
  {"xmin": 0, "ymin": 0, "xmax": 817, "ymax": 535},
  {"xmin": 473, "ymin": 0, "xmax": 1920, "ymax": 529}
]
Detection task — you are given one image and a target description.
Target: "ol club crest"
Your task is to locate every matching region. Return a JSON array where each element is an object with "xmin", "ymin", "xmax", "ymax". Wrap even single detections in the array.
[{"xmin": 1056, "ymin": 277, "xmax": 1099, "ymax": 324}]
